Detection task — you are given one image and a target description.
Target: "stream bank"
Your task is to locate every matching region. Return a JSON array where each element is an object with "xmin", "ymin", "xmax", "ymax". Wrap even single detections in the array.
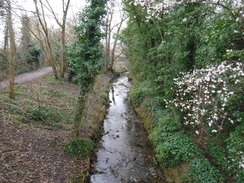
[{"xmin": 90, "ymin": 74, "xmax": 165, "ymax": 183}]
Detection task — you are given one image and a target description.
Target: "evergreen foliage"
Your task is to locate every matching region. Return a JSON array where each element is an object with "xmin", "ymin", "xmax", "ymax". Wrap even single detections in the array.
[
  {"xmin": 67, "ymin": 0, "xmax": 107, "ymax": 86},
  {"xmin": 122, "ymin": 0, "xmax": 243, "ymax": 181},
  {"xmin": 67, "ymin": 0, "xmax": 107, "ymax": 136},
  {"xmin": 19, "ymin": 16, "xmax": 41, "ymax": 71}
]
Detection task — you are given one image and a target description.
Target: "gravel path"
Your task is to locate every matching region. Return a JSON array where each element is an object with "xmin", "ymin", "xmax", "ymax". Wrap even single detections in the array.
[{"xmin": 0, "ymin": 67, "xmax": 53, "ymax": 90}]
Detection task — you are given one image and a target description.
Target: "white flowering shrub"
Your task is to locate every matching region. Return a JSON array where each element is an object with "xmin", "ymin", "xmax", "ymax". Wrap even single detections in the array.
[
  {"xmin": 133, "ymin": 0, "xmax": 243, "ymax": 20},
  {"xmin": 134, "ymin": 0, "xmax": 164, "ymax": 18},
  {"xmin": 165, "ymin": 61, "xmax": 244, "ymax": 133}
]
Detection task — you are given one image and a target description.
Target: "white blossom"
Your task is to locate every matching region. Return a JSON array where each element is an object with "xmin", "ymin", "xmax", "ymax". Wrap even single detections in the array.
[{"xmin": 165, "ymin": 61, "xmax": 243, "ymax": 133}]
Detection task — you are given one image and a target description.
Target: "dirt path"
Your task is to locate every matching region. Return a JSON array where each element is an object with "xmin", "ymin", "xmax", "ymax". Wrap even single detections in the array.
[{"xmin": 0, "ymin": 67, "xmax": 53, "ymax": 90}]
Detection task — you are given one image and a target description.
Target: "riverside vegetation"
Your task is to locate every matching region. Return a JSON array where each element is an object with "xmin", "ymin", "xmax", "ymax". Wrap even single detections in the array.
[
  {"xmin": 1, "ymin": 0, "xmax": 243, "ymax": 182},
  {"xmin": 121, "ymin": 0, "xmax": 243, "ymax": 183}
]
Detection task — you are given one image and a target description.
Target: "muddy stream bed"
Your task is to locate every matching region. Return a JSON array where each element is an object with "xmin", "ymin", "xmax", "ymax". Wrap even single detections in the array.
[{"xmin": 90, "ymin": 75, "xmax": 165, "ymax": 183}]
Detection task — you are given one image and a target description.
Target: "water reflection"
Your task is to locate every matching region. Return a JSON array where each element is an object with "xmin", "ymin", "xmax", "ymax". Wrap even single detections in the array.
[{"xmin": 90, "ymin": 75, "xmax": 164, "ymax": 183}]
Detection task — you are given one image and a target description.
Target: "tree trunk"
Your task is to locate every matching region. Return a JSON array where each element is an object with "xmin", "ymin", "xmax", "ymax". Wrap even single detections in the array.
[
  {"xmin": 43, "ymin": 0, "xmax": 71, "ymax": 78},
  {"xmin": 108, "ymin": 17, "xmax": 125, "ymax": 71},
  {"xmin": 60, "ymin": 0, "xmax": 70, "ymax": 77},
  {"xmin": 33, "ymin": 0, "xmax": 59, "ymax": 79},
  {"xmin": 6, "ymin": 0, "xmax": 16, "ymax": 99},
  {"xmin": 105, "ymin": 12, "xmax": 113, "ymax": 71},
  {"xmin": 60, "ymin": 25, "xmax": 66, "ymax": 77},
  {"xmin": 3, "ymin": 23, "xmax": 9, "ymax": 50}
]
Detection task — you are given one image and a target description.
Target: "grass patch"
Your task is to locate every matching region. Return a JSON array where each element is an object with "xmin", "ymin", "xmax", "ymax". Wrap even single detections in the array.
[
  {"xmin": 65, "ymin": 139, "xmax": 94, "ymax": 158},
  {"xmin": 27, "ymin": 106, "xmax": 57, "ymax": 125},
  {"xmin": 0, "ymin": 75, "xmax": 78, "ymax": 128},
  {"xmin": 15, "ymin": 85, "xmax": 29, "ymax": 89},
  {"xmin": 45, "ymin": 87, "xmax": 66, "ymax": 97},
  {"xmin": 183, "ymin": 157, "xmax": 226, "ymax": 183},
  {"xmin": 43, "ymin": 75, "xmax": 57, "ymax": 85}
]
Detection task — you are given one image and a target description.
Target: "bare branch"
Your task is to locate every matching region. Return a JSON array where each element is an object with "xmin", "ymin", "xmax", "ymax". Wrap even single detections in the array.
[{"xmin": 43, "ymin": 0, "xmax": 62, "ymax": 27}]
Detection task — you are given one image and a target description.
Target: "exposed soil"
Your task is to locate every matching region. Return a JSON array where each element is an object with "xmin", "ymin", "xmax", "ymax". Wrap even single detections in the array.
[
  {"xmin": 0, "ymin": 122, "xmax": 85, "ymax": 183},
  {"xmin": 0, "ymin": 67, "xmax": 53, "ymax": 90}
]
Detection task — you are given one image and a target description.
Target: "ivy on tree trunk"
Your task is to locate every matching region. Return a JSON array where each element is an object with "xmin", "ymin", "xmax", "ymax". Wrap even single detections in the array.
[{"xmin": 67, "ymin": 0, "xmax": 107, "ymax": 137}]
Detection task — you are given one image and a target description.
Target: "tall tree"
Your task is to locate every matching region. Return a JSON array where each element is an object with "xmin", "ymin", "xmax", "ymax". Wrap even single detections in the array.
[
  {"xmin": 20, "ymin": 15, "xmax": 40, "ymax": 69},
  {"xmin": 0, "ymin": 1, "xmax": 8, "ymax": 81},
  {"xmin": 105, "ymin": 0, "xmax": 127, "ymax": 71},
  {"xmin": 33, "ymin": 0, "xmax": 59, "ymax": 79},
  {"xmin": 0, "ymin": 0, "xmax": 5, "ymax": 16},
  {"xmin": 3, "ymin": 23, "xmax": 9, "ymax": 50},
  {"xmin": 104, "ymin": 1, "xmax": 114, "ymax": 69},
  {"xmin": 44, "ymin": 0, "xmax": 71, "ymax": 77},
  {"xmin": 6, "ymin": 0, "xmax": 16, "ymax": 99},
  {"xmin": 67, "ymin": 0, "xmax": 107, "ymax": 137},
  {"xmin": 21, "ymin": 16, "xmax": 32, "ymax": 50}
]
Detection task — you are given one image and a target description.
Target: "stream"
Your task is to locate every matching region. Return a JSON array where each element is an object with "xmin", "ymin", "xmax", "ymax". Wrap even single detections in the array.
[{"xmin": 90, "ymin": 75, "xmax": 165, "ymax": 183}]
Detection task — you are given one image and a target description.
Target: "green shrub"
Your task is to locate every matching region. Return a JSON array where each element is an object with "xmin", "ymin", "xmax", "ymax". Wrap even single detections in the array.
[
  {"xmin": 27, "ymin": 106, "xmax": 61, "ymax": 126},
  {"xmin": 183, "ymin": 157, "xmax": 226, "ymax": 183},
  {"xmin": 65, "ymin": 139, "xmax": 94, "ymax": 158},
  {"xmin": 130, "ymin": 82, "xmax": 153, "ymax": 107},
  {"xmin": 206, "ymin": 139, "xmax": 230, "ymax": 173},
  {"xmin": 130, "ymin": 87, "xmax": 147, "ymax": 107},
  {"xmin": 226, "ymin": 124, "xmax": 244, "ymax": 182},
  {"xmin": 121, "ymin": 1, "xmax": 243, "ymax": 181},
  {"xmin": 28, "ymin": 106, "xmax": 53, "ymax": 122},
  {"xmin": 155, "ymin": 131, "xmax": 201, "ymax": 167},
  {"xmin": 151, "ymin": 110, "xmax": 201, "ymax": 167}
]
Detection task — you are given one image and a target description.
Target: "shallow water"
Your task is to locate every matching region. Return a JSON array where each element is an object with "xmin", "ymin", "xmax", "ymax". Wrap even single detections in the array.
[{"xmin": 90, "ymin": 75, "xmax": 164, "ymax": 183}]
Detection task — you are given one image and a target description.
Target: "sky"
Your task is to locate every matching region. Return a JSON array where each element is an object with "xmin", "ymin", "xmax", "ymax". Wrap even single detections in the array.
[
  {"xmin": 0, "ymin": 0, "xmax": 87, "ymax": 47},
  {"xmin": 15, "ymin": 0, "xmax": 86, "ymax": 22},
  {"xmin": 0, "ymin": 0, "xmax": 125, "ymax": 48}
]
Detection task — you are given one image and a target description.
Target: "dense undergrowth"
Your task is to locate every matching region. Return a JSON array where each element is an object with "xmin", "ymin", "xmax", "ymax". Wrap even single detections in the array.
[{"xmin": 122, "ymin": 0, "xmax": 243, "ymax": 182}]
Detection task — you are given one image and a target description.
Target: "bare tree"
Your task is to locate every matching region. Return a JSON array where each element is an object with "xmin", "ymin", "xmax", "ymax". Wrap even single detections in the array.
[
  {"xmin": 65, "ymin": 15, "xmax": 78, "ymax": 43},
  {"xmin": 6, "ymin": 0, "xmax": 16, "ymax": 99},
  {"xmin": 108, "ymin": 15, "xmax": 126, "ymax": 71},
  {"xmin": 44, "ymin": 0, "xmax": 71, "ymax": 77},
  {"xmin": 105, "ymin": 1, "xmax": 127, "ymax": 71},
  {"xmin": 105, "ymin": 1, "xmax": 114, "ymax": 70},
  {"xmin": 33, "ymin": 0, "xmax": 59, "ymax": 79}
]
